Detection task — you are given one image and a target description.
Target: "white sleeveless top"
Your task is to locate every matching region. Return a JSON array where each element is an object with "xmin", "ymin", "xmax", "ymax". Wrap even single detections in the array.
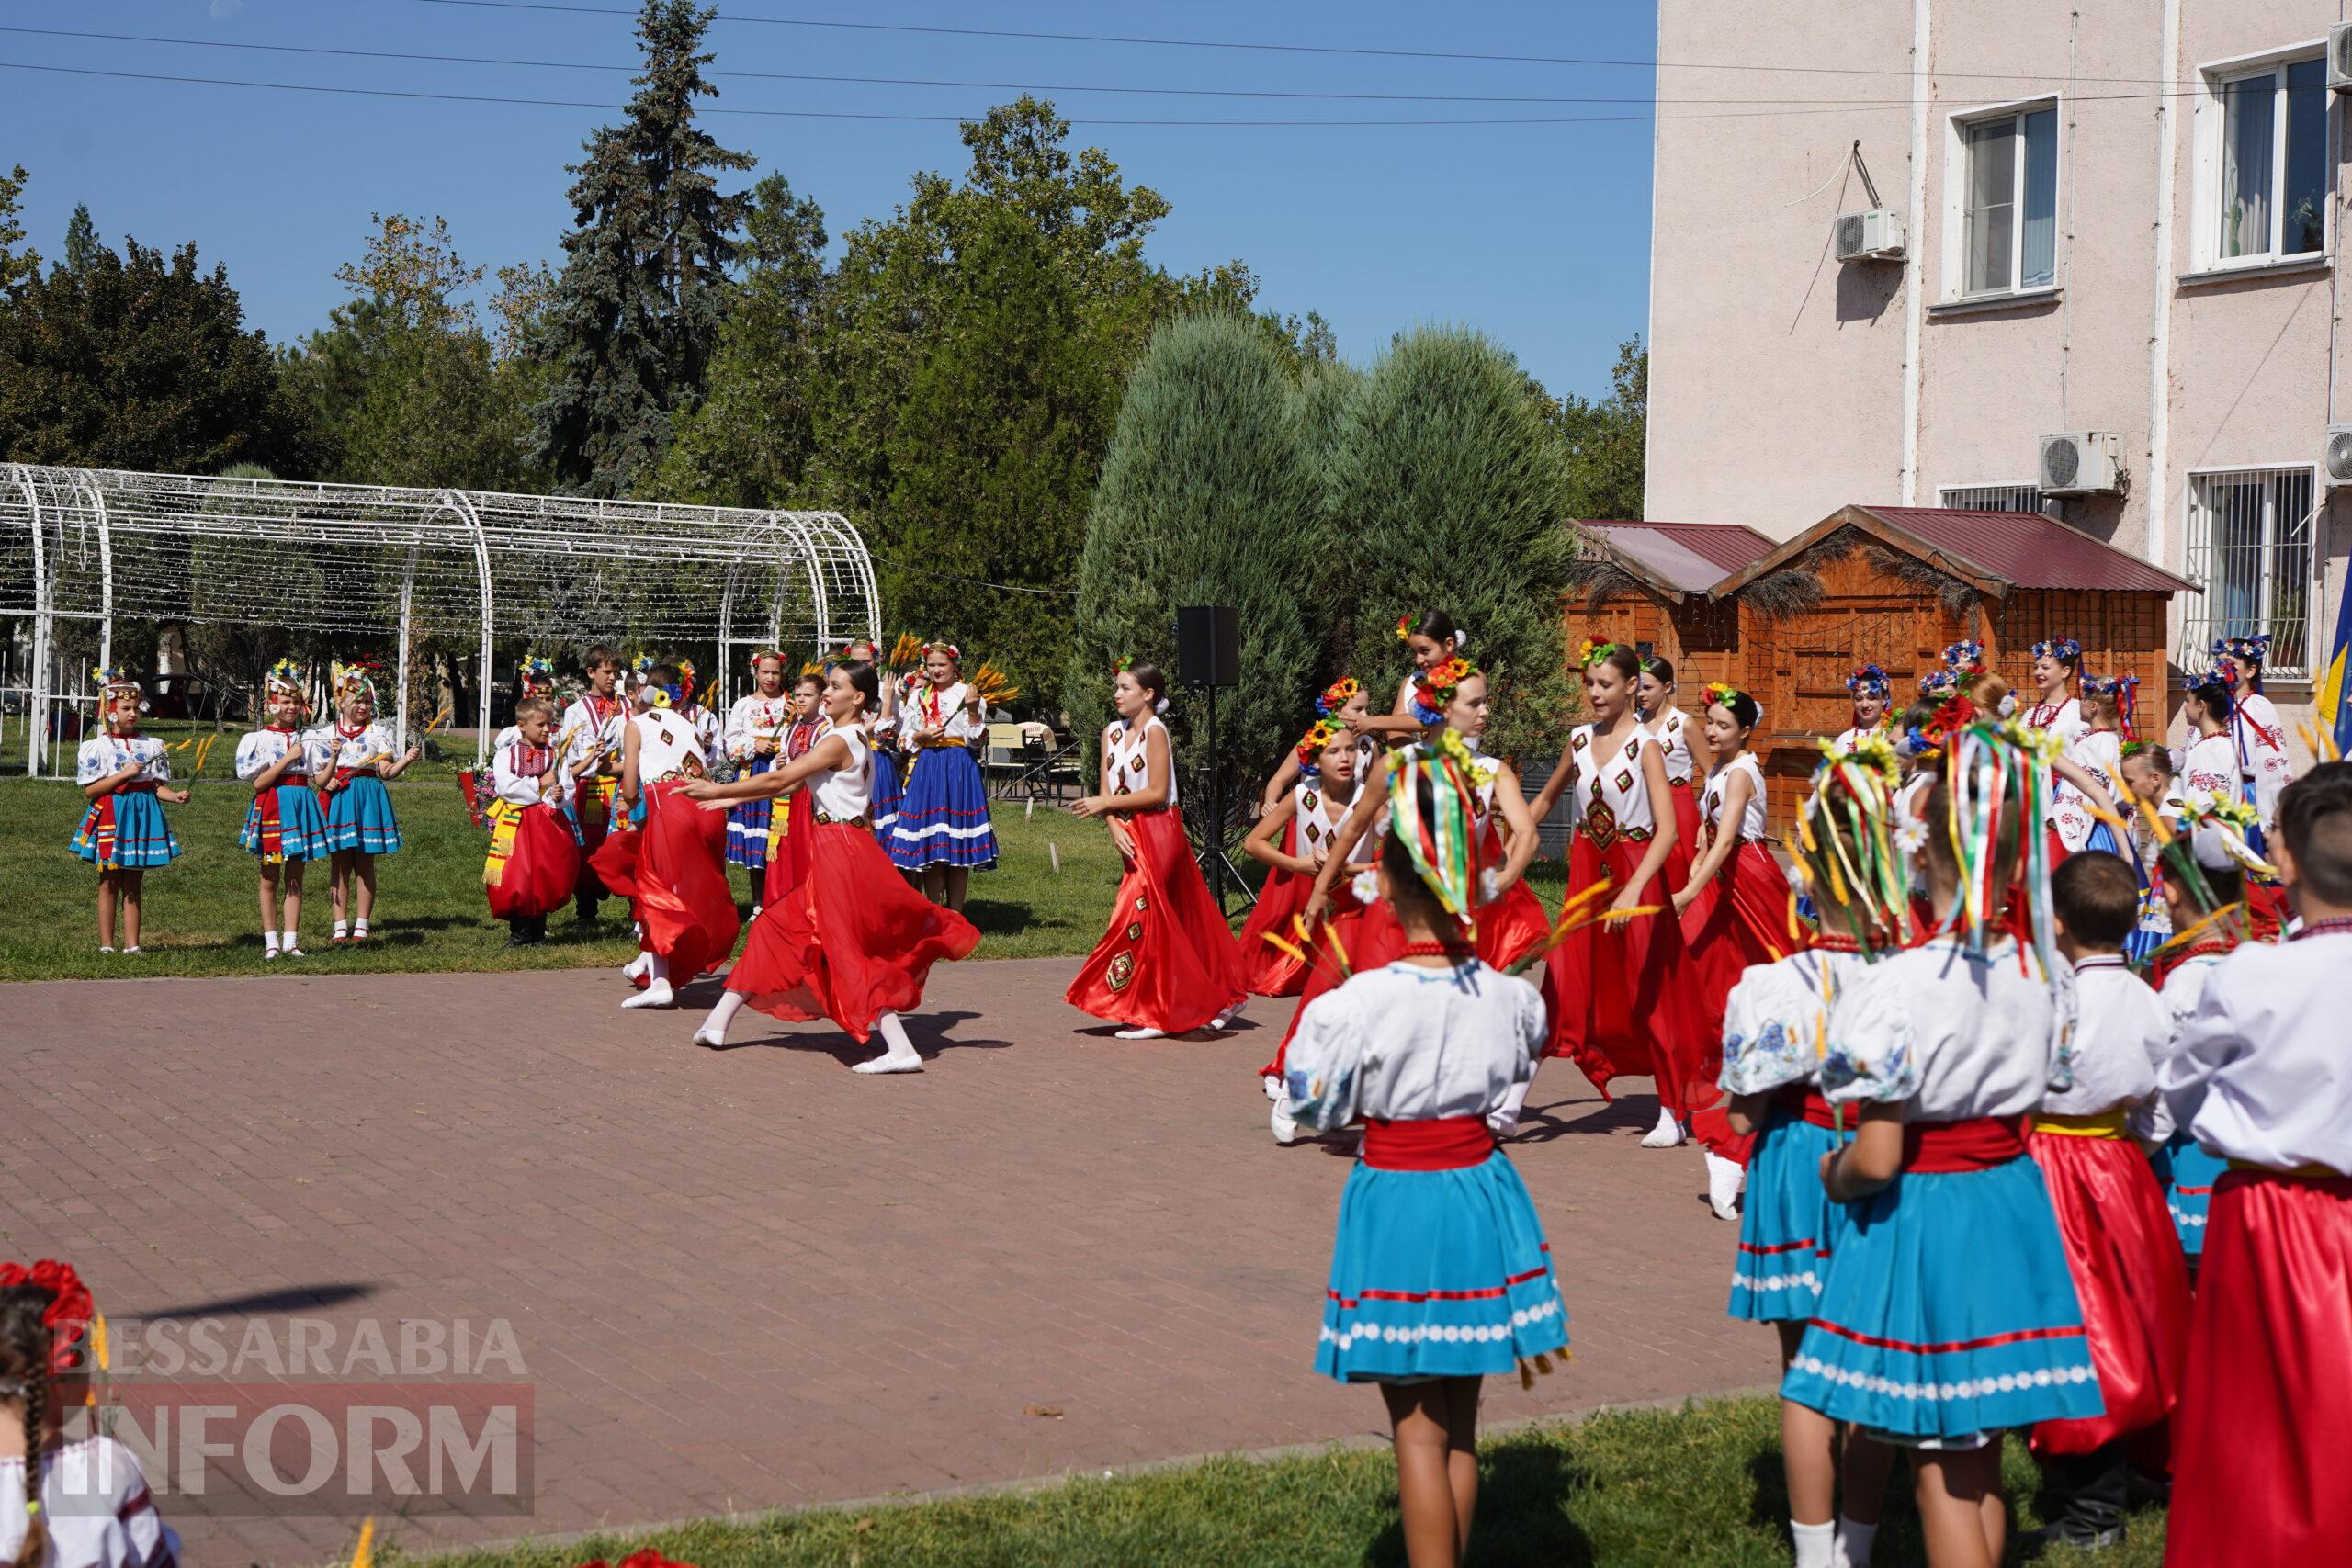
[
  {"xmin": 812, "ymin": 723, "xmax": 875, "ymax": 821},
  {"xmin": 1644, "ymin": 707, "xmax": 1697, "ymax": 788},
  {"xmin": 630, "ymin": 707, "xmax": 707, "ymax": 781},
  {"xmin": 1105, "ymin": 715, "xmax": 1176, "ymax": 807},
  {"xmin": 1568, "ymin": 722, "xmax": 1660, "ymax": 847},
  {"xmin": 1295, "ymin": 776, "xmax": 1377, "ymax": 865},
  {"xmin": 1702, "ymin": 751, "xmax": 1769, "ymax": 842}
]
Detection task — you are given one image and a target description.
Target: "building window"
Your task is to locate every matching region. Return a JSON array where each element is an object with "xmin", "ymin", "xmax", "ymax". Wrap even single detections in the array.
[
  {"xmin": 1958, "ymin": 104, "xmax": 2058, "ymax": 296},
  {"xmin": 2211, "ymin": 55, "xmax": 2328, "ymax": 265},
  {"xmin": 2185, "ymin": 467, "xmax": 2318, "ymax": 678},
  {"xmin": 1939, "ymin": 483, "xmax": 2044, "ymax": 513}
]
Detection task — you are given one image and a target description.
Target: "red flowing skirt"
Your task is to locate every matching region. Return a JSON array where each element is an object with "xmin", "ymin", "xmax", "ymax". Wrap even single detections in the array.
[
  {"xmin": 729, "ymin": 821, "xmax": 980, "ymax": 1042},
  {"xmin": 1544, "ymin": 834, "xmax": 1707, "ymax": 1117},
  {"xmin": 1065, "ymin": 808, "xmax": 1248, "ymax": 1035},
  {"xmin": 1680, "ymin": 840, "xmax": 1795, "ymax": 1161},
  {"xmin": 1260, "ymin": 883, "xmax": 1402, "ymax": 1081},
  {"xmin": 485, "ymin": 806, "xmax": 581, "ymax": 920},
  {"xmin": 2027, "ymin": 1133, "xmax": 2193, "ymax": 1455},
  {"xmin": 588, "ymin": 783, "xmax": 740, "ymax": 979},
  {"xmin": 1238, "ymin": 820, "xmax": 1312, "ymax": 998},
  {"xmin": 2168, "ymin": 1170, "xmax": 2352, "ymax": 1568},
  {"xmin": 763, "ymin": 788, "xmax": 814, "ymax": 906},
  {"xmin": 1661, "ymin": 780, "xmax": 1701, "ymax": 894}
]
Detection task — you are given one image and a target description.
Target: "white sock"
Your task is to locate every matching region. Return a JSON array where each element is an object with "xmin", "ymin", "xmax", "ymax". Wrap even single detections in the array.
[
  {"xmin": 354, "ymin": 919, "xmax": 368, "ymax": 937},
  {"xmin": 1792, "ymin": 1519, "xmax": 1836, "ymax": 1568},
  {"xmin": 622, "ymin": 955, "xmax": 673, "ymax": 1008},
  {"xmin": 334, "ymin": 919, "xmax": 348, "ymax": 939},
  {"xmin": 1641, "ymin": 1106, "xmax": 1686, "ymax": 1147},
  {"xmin": 695, "ymin": 992, "xmax": 747, "ymax": 1045},
  {"xmin": 622, "ymin": 951, "xmax": 651, "ymax": 981},
  {"xmin": 850, "ymin": 1011, "xmax": 923, "ymax": 1072},
  {"xmin": 1705, "ymin": 1149, "xmax": 1746, "ymax": 1219},
  {"xmin": 280, "ymin": 929, "xmax": 300, "ymax": 953},
  {"xmin": 263, "ymin": 931, "xmax": 280, "ymax": 956},
  {"xmin": 1833, "ymin": 1517, "xmax": 1879, "ymax": 1568},
  {"xmin": 1114, "ymin": 1025, "xmax": 1169, "ymax": 1041}
]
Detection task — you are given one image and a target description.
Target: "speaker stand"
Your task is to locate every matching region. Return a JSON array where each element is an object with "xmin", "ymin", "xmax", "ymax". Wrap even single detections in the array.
[{"xmin": 1191, "ymin": 682, "xmax": 1254, "ymax": 916}]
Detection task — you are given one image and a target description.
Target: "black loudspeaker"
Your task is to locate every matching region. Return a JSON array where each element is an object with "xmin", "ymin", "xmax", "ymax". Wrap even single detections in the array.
[{"xmin": 1175, "ymin": 604, "xmax": 1240, "ymax": 688}]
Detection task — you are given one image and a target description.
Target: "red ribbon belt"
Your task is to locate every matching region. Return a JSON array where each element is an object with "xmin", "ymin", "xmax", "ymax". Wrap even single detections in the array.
[
  {"xmin": 1361, "ymin": 1116, "xmax": 1497, "ymax": 1170},
  {"xmin": 1902, "ymin": 1115, "xmax": 2028, "ymax": 1173},
  {"xmin": 83, "ymin": 781, "xmax": 156, "ymax": 863},
  {"xmin": 1772, "ymin": 1085, "xmax": 1842, "ymax": 1130}
]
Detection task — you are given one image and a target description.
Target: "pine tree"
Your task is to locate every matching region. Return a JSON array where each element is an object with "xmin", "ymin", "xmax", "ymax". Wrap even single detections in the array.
[
  {"xmin": 1324, "ymin": 326, "xmax": 1576, "ymax": 763},
  {"xmin": 0, "ymin": 164, "xmax": 38, "ymax": 292},
  {"xmin": 528, "ymin": 0, "xmax": 752, "ymax": 496},
  {"xmin": 62, "ymin": 204, "xmax": 99, "ymax": 274},
  {"xmin": 1069, "ymin": 312, "xmax": 1329, "ymax": 807}
]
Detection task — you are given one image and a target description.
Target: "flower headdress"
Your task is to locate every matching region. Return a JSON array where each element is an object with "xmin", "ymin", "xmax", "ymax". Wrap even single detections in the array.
[
  {"xmin": 629, "ymin": 651, "xmax": 658, "ymax": 681},
  {"xmin": 1795, "ymin": 736, "xmax": 1915, "ymax": 955},
  {"xmin": 1899, "ymin": 692, "xmax": 1978, "ymax": 762},
  {"xmin": 333, "ymin": 659, "xmax": 380, "ymax": 706},
  {"xmin": 0, "ymin": 1258, "xmax": 96, "ymax": 1376},
  {"xmin": 1395, "ymin": 613, "xmax": 1424, "ymax": 643},
  {"xmin": 674, "ymin": 660, "xmax": 698, "ymax": 706},
  {"xmin": 1408, "ymin": 656, "xmax": 1480, "ymax": 727},
  {"xmin": 1843, "ymin": 664, "xmax": 1890, "ymax": 698},
  {"xmin": 1112, "ymin": 655, "xmax": 1135, "ymax": 675},
  {"xmin": 1386, "ymin": 728, "xmax": 1484, "ymax": 928},
  {"xmin": 1941, "ymin": 638, "xmax": 1985, "ymax": 674},
  {"xmin": 91, "ymin": 666, "xmax": 144, "ymax": 724},
  {"xmin": 2031, "ymin": 636, "xmax": 2082, "ymax": 662},
  {"xmin": 921, "ymin": 639, "xmax": 962, "ymax": 665},
  {"xmin": 1314, "ymin": 676, "xmax": 1362, "ymax": 718},
  {"xmin": 265, "ymin": 659, "xmax": 304, "ymax": 699},
  {"xmin": 748, "ymin": 648, "xmax": 786, "ymax": 672},
  {"xmin": 2188, "ymin": 665, "xmax": 2237, "ymax": 721},
  {"xmin": 1110, "ymin": 657, "xmax": 1162, "ymax": 716},
  {"xmin": 1576, "ymin": 638, "xmax": 1621, "ymax": 671},
  {"xmin": 1702, "ymin": 681, "xmax": 1749, "ymax": 716},
  {"xmin": 1295, "ymin": 717, "xmax": 1345, "ymax": 776},
  {"xmin": 2080, "ymin": 671, "xmax": 2140, "ymax": 730},
  {"xmin": 2211, "ymin": 633, "xmax": 2270, "ymax": 667},
  {"xmin": 518, "ymin": 655, "xmax": 557, "ymax": 694}
]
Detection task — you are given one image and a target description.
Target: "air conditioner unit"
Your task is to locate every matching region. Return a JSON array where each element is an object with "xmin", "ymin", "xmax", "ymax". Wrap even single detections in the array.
[
  {"xmin": 2038, "ymin": 432, "xmax": 2126, "ymax": 496},
  {"xmin": 2331, "ymin": 21, "xmax": 2352, "ymax": 93},
  {"xmin": 2324, "ymin": 425, "xmax": 2352, "ymax": 487},
  {"xmin": 1834, "ymin": 209, "xmax": 1906, "ymax": 264}
]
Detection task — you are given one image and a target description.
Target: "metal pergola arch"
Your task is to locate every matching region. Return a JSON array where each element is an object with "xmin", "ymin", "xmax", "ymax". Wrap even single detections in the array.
[{"xmin": 0, "ymin": 463, "xmax": 877, "ymax": 775}]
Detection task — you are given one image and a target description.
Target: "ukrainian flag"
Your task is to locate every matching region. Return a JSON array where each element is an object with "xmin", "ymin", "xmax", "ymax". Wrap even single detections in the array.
[{"xmin": 2318, "ymin": 567, "xmax": 2352, "ymax": 754}]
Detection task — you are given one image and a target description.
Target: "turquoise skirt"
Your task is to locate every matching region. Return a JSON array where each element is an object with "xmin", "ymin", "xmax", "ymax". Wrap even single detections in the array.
[
  {"xmin": 323, "ymin": 774, "xmax": 402, "ymax": 855},
  {"xmin": 1317, "ymin": 1151, "xmax": 1568, "ymax": 1383},
  {"xmin": 238, "ymin": 784, "xmax": 332, "ymax": 863},
  {"xmin": 1730, "ymin": 1110, "xmax": 1842, "ymax": 1322},
  {"xmin": 72, "ymin": 789, "xmax": 182, "ymax": 869},
  {"xmin": 2153, "ymin": 1134, "xmax": 2225, "ymax": 1257}
]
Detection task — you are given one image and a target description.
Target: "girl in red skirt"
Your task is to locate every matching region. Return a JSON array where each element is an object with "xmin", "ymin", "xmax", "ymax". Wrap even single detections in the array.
[
  {"xmin": 684, "ymin": 660, "xmax": 979, "ymax": 1073},
  {"xmin": 1065, "ymin": 660, "xmax": 1248, "ymax": 1040},
  {"xmin": 1527, "ymin": 641, "xmax": 1700, "ymax": 1149},
  {"xmin": 1358, "ymin": 609, "xmax": 1470, "ymax": 745},
  {"xmin": 590, "ymin": 665, "xmax": 741, "ymax": 1011},
  {"xmin": 1637, "ymin": 657, "xmax": 1702, "ymax": 895},
  {"xmin": 1241, "ymin": 719, "xmax": 1364, "ymax": 1000}
]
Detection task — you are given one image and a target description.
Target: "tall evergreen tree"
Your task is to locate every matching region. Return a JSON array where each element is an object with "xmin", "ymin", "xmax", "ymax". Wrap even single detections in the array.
[
  {"xmin": 1068, "ymin": 313, "xmax": 1327, "ymax": 803},
  {"xmin": 528, "ymin": 0, "xmax": 753, "ymax": 497},
  {"xmin": 0, "ymin": 164, "xmax": 38, "ymax": 292},
  {"xmin": 62, "ymin": 204, "xmax": 100, "ymax": 274},
  {"xmin": 1325, "ymin": 326, "xmax": 1576, "ymax": 762}
]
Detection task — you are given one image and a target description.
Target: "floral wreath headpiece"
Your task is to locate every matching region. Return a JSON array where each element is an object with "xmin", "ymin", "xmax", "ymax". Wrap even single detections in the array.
[
  {"xmin": 1295, "ymin": 717, "xmax": 1346, "ymax": 775},
  {"xmin": 1112, "ymin": 655, "xmax": 1136, "ymax": 675},
  {"xmin": 1843, "ymin": 664, "xmax": 1890, "ymax": 698},
  {"xmin": 2031, "ymin": 636, "xmax": 2082, "ymax": 662},
  {"xmin": 1919, "ymin": 669, "xmax": 1959, "ymax": 698},
  {"xmin": 265, "ymin": 658, "xmax": 304, "ymax": 699},
  {"xmin": 1941, "ymin": 638, "xmax": 1986, "ymax": 674},
  {"xmin": 921, "ymin": 640, "xmax": 962, "ymax": 664},
  {"xmin": 1396, "ymin": 614, "xmax": 1467, "ymax": 651},
  {"xmin": 1387, "ymin": 728, "xmax": 1484, "ymax": 928},
  {"xmin": 1408, "ymin": 656, "xmax": 1481, "ymax": 727},
  {"xmin": 2080, "ymin": 671, "xmax": 2139, "ymax": 729},
  {"xmin": 1576, "ymin": 638, "xmax": 1621, "ymax": 671},
  {"xmin": 748, "ymin": 648, "xmax": 786, "ymax": 672},
  {"xmin": 1702, "ymin": 682, "xmax": 1758, "ymax": 723},
  {"xmin": 2188, "ymin": 666, "xmax": 2237, "ymax": 720},
  {"xmin": 333, "ymin": 659, "xmax": 381, "ymax": 705},
  {"xmin": 518, "ymin": 655, "xmax": 557, "ymax": 694},
  {"xmin": 0, "ymin": 1259, "xmax": 96, "ymax": 1377},
  {"xmin": 2211, "ymin": 634, "xmax": 2269, "ymax": 667},
  {"xmin": 91, "ymin": 664, "xmax": 142, "ymax": 703},
  {"xmin": 674, "ymin": 660, "xmax": 698, "ymax": 705},
  {"xmin": 1314, "ymin": 676, "xmax": 1361, "ymax": 718},
  {"xmin": 629, "ymin": 651, "xmax": 658, "ymax": 680}
]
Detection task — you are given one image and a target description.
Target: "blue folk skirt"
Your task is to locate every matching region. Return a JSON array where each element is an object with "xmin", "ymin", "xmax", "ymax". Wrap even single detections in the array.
[
  {"xmin": 238, "ymin": 784, "xmax": 333, "ymax": 863},
  {"xmin": 1730, "ymin": 1110, "xmax": 1842, "ymax": 1323},
  {"xmin": 72, "ymin": 790, "xmax": 182, "ymax": 870},
  {"xmin": 726, "ymin": 754, "xmax": 775, "ymax": 870},
  {"xmin": 888, "ymin": 745, "xmax": 998, "ymax": 871},
  {"xmin": 1317, "ymin": 1152, "xmax": 1569, "ymax": 1383},
  {"xmin": 2154, "ymin": 1134, "xmax": 2225, "ymax": 1257},
  {"xmin": 1781, "ymin": 1156, "xmax": 2102, "ymax": 1443},
  {"xmin": 870, "ymin": 747, "xmax": 903, "ymax": 841},
  {"xmin": 323, "ymin": 775, "xmax": 402, "ymax": 855}
]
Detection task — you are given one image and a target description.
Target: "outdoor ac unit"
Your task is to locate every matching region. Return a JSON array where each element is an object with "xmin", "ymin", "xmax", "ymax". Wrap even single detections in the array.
[
  {"xmin": 2038, "ymin": 432, "xmax": 2126, "ymax": 496},
  {"xmin": 2325, "ymin": 425, "xmax": 2352, "ymax": 487},
  {"xmin": 2331, "ymin": 21, "xmax": 2352, "ymax": 93},
  {"xmin": 1834, "ymin": 209, "xmax": 1906, "ymax": 264}
]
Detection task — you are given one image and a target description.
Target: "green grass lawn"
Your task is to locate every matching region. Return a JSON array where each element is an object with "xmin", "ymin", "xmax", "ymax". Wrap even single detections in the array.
[
  {"xmin": 0, "ymin": 768, "xmax": 1140, "ymax": 981},
  {"xmin": 390, "ymin": 1396, "xmax": 2164, "ymax": 1568}
]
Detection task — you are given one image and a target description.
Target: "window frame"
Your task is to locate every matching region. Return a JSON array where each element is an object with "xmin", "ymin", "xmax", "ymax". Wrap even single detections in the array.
[
  {"xmin": 1936, "ymin": 482, "xmax": 2045, "ymax": 514},
  {"xmin": 1941, "ymin": 96, "xmax": 2062, "ymax": 302},
  {"xmin": 2181, "ymin": 462, "xmax": 2322, "ymax": 682},
  {"xmin": 2192, "ymin": 42, "xmax": 2333, "ymax": 275}
]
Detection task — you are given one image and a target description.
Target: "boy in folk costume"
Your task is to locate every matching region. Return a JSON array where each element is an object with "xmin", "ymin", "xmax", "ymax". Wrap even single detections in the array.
[
  {"xmin": 1832, "ymin": 665, "xmax": 1893, "ymax": 754},
  {"xmin": 723, "ymin": 650, "xmax": 795, "ymax": 903},
  {"xmin": 761, "ymin": 669, "xmax": 829, "ymax": 908},
  {"xmin": 2212, "ymin": 634, "xmax": 2293, "ymax": 845},
  {"xmin": 2140, "ymin": 817, "xmax": 2254, "ymax": 1259},
  {"xmin": 72, "ymin": 667, "xmax": 189, "ymax": 955},
  {"xmin": 2021, "ymin": 852, "xmax": 2190, "ymax": 1551},
  {"xmin": 484, "ymin": 694, "xmax": 583, "ymax": 947},
  {"xmin": 561, "ymin": 645, "xmax": 630, "ymax": 926},
  {"xmin": 234, "ymin": 660, "xmax": 332, "ymax": 960},
  {"xmin": 312, "ymin": 660, "xmax": 422, "ymax": 945},
  {"xmin": 588, "ymin": 664, "xmax": 740, "ymax": 1010},
  {"xmin": 2159, "ymin": 763, "xmax": 2352, "ymax": 1568}
]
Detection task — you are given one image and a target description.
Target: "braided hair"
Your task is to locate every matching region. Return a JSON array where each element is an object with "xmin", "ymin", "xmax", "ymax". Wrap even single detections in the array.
[{"xmin": 0, "ymin": 1285, "xmax": 53, "ymax": 1568}]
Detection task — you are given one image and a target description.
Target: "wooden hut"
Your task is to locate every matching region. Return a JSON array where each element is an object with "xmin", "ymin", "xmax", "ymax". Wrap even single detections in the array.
[
  {"xmin": 1710, "ymin": 503, "xmax": 2197, "ymax": 822},
  {"xmin": 1563, "ymin": 520, "xmax": 1775, "ymax": 691}
]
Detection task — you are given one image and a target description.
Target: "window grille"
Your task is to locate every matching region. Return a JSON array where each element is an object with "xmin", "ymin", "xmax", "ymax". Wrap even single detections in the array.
[
  {"xmin": 1939, "ymin": 484, "xmax": 2045, "ymax": 513},
  {"xmin": 2184, "ymin": 466, "xmax": 2317, "ymax": 679}
]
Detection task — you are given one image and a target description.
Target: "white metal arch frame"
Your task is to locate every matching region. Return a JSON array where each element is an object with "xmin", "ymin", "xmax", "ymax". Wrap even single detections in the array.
[{"xmin": 0, "ymin": 464, "xmax": 876, "ymax": 773}]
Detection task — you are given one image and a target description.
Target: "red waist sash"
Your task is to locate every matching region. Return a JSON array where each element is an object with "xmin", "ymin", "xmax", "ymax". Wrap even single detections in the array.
[
  {"xmin": 1903, "ymin": 1115, "xmax": 2028, "ymax": 1173},
  {"xmin": 1362, "ymin": 1116, "xmax": 1497, "ymax": 1171},
  {"xmin": 1772, "ymin": 1084, "xmax": 1842, "ymax": 1130}
]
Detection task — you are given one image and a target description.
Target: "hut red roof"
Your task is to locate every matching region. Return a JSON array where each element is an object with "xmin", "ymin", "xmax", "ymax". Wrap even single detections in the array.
[
  {"xmin": 1712, "ymin": 504, "xmax": 2197, "ymax": 598},
  {"xmin": 1575, "ymin": 520, "xmax": 1777, "ymax": 599}
]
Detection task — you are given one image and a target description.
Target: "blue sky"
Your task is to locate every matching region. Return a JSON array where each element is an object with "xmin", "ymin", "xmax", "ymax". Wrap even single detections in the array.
[{"xmin": 0, "ymin": 0, "xmax": 1658, "ymax": 399}]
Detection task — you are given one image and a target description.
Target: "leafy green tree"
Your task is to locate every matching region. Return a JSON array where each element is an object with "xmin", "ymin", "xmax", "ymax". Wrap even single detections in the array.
[
  {"xmin": 1325, "ymin": 326, "xmax": 1576, "ymax": 762},
  {"xmin": 62, "ymin": 204, "xmax": 99, "ymax": 275},
  {"xmin": 1551, "ymin": 335, "xmax": 1646, "ymax": 522},
  {"xmin": 1068, "ymin": 313, "xmax": 1329, "ymax": 803},
  {"xmin": 0, "ymin": 235, "xmax": 313, "ymax": 473},
  {"xmin": 650, "ymin": 173, "xmax": 830, "ymax": 508},
  {"xmin": 0, "ymin": 164, "xmax": 36, "ymax": 292},
  {"xmin": 528, "ymin": 0, "xmax": 754, "ymax": 496}
]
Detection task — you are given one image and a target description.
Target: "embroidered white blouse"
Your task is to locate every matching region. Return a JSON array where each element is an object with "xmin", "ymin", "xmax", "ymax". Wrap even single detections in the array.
[
  {"xmin": 2023, "ymin": 695, "xmax": 2088, "ymax": 750},
  {"xmin": 906, "ymin": 680, "xmax": 983, "ymax": 743},
  {"xmin": 75, "ymin": 733, "xmax": 171, "ymax": 787},
  {"xmin": 2133, "ymin": 948, "xmax": 2230, "ymax": 1145},
  {"xmin": 724, "ymin": 692, "xmax": 797, "ymax": 762},
  {"xmin": 1, "ymin": 1437, "xmax": 179, "ymax": 1568},
  {"xmin": 2227, "ymin": 692, "xmax": 2292, "ymax": 829},
  {"xmin": 560, "ymin": 693, "xmax": 631, "ymax": 774},
  {"xmin": 2050, "ymin": 728, "xmax": 2123, "ymax": 852},
  {"xmin": 1719, "ymin": 946, "xmax": 1870, "ymax": 1097},
  {"xmin": 1645, "ymin": 707, "xmax": 1697, "ymax": 788},
  {"xmin": 2178, "ymin": 732, "xmax": 2237, "ymax": 815},
  {"xmin": 1104, "ymin": 715, "xmax": 1175, "ymax": 807},
  {"xmin": 1566, "ymin": 722, "xmax": 1662, "ymax": 846},
  {"xmin": 1283, "ymin": 960, "xmax": 1547, "ymax": 1132},
  {"xmin": 310, "ymin": 720, "xmax": 396, "ymax": 776},
  {"xmin": 2159, "ymin": 929, "xmax": 2352, "ymax": 1174},
  {"xmin": 2041, "ymin": 956, "xmax": 2163, "ymax": 1116},
  {"xmin": 491, "ymin": 738, "xmax": 566, "ymax": 807},
  {"xmin": 233, "ymin": 726, "xmax": 316, "ymax": 784},
  {"xmin": 1820, "ymin": 937, "xmax": 2076, "ymax": 1119},
  {"xmin": 627, "ymin": 708, "xmax": 706, "ymax": 782}
]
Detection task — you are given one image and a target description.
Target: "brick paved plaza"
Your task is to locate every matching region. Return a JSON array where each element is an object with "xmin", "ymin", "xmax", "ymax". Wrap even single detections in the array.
[{"xmin": 6, "ymin": 960, "xmax": 1776, "ymax": 1564}]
